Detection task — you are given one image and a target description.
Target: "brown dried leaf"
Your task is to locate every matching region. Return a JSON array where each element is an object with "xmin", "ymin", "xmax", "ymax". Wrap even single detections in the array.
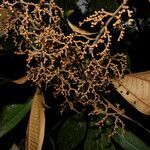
[
  {"xmin": 67, "ymin": 19, "xmax": 97, "ymax": 35},
  {"xmin": 112, "ymin": 71, "xmax": 150, "ymax": 115},
  {"xmin": 0, "ymin": 8, "xmax": 11, "ymax": 36},
  {"xmin": 26, "ymin": 88, "xmax": 45, "ymax": 150},
  {"xmin": 13, "ymin": 76, "xmax": 28, "ymax": 84}
]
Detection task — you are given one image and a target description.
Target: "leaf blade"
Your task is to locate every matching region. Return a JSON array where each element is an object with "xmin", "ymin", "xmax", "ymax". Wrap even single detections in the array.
[
  {"xmin": 112, "ymin": 71, "xmax": 150, "ymax": 115},
  {"xmin": 13, "ymin": 76, "xmax": 28, "ymax": 84},
  {"xmin": 57, "ymin": 114, "xmax": 86, "ymax": 150},
  {"xmin": 113, "ymin": 129, "xmax": 150, "ymax": 150},
  {"xmin": 0, "ymin": 98, "xmax": 32, "ymax": 138},
  {"xmin": 67, "ymin": 19, "xmax": 97, "ymax": 35},
  {"xmin": 26, "ymin": 88, "xmax": 45, "ymax": 150},
  {"xmin": 84, "ymin": 127, "xmax": 115, "ymax": 150}
]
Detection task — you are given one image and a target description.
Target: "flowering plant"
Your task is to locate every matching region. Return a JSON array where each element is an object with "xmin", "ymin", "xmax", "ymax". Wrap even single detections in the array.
[{"xmin": 0, "ymin": 0, "xmax": 149, "ymax": 149}]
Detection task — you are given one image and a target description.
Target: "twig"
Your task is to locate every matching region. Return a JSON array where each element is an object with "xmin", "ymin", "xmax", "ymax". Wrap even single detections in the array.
[
  {"xmin": 102, "ymin": 96, "xmax": 150, "ymax": 135},
  {"xmin": 93, "ymin": 0, "xmax": 129, "ymax": 45}
]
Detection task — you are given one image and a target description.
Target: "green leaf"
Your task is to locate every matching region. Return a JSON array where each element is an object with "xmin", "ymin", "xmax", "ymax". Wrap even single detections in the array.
[
  {"xmin": 0, "ymin": 98, "xmax": 32, "ymax": 138},
  {"xmin": 113, "ymin": 129, "xmax": 150, "ymax": 150},
  {"xmin": 84, "ymin": 127, "xmax": 115, "ymax": 150},
  {"xmin": 57, "ymin": 114, "xmax": 86, "ymax": 150}
]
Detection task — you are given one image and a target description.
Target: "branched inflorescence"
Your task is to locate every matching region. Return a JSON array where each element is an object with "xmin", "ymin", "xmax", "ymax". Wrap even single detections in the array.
[{"xmin": 0, "ymin": 0, "xmax": 133, "ymax": 135}]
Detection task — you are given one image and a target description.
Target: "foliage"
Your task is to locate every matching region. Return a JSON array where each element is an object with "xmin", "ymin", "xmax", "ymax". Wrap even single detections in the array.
[
  {"xmin": 112, "ymin": 71, "xmax": 150, "ymax": 115},
  {"xmin": 0, "ymin": 98, "xmax": 32, "ymax": 138},
  {"xmin": 0, "ymin": 0, "xmax": 150, "ymax": 149}
]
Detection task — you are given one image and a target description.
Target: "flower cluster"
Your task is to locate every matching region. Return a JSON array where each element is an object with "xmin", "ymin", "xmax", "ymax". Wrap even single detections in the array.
[{"xmin": 0, "ymin": 0, "xmax": 133, "ymax": 135}]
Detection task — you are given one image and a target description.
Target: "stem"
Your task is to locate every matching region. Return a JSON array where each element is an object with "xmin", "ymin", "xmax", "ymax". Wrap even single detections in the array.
[
  {"xmin": 48, "ymin": 136, "xmax": 56, "ymax": 150},
  {"xmin": 93, "ymin": 0, "xmax": 128, "ymax": 45},
  {"xmin": 102, "ymin": 96, "xmax": 150, "ymax": 135}
]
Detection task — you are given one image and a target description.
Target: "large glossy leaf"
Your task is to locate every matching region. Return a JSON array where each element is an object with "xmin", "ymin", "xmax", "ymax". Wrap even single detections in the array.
[
  {"xmin": 57, "ymin": 114, "xmax": 86, "ymax": 150},
  {"xmin": 84, "ymin": 127, "xmax": 115, "ymax": 150},
  {"xmin": 113, "ymin": 129, "xmax": 150, "ymax": 150},
  {"xmin": 112, "ymin": 71, "xmax": 150, "ymax": 115},
  {"xmin": 0, "ymin": 98, "xmax": 32, "ymax": 138},
  {"xmin": 26, "ymin": 88, "xmax": 45, "ymax": 150}
]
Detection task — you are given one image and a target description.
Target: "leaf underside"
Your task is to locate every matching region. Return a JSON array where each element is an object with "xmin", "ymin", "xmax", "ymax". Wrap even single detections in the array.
[
  {"xmin": 26, "ymin": 88, "xmax": 45, "ymax": 150},
  {"xmin": 112, "ymin": 71, "xmax": 150, "ymax": 115}
]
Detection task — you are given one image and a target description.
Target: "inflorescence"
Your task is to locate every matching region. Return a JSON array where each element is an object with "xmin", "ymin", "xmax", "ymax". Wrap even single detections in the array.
[{"xmin": 0, "ymin": 0, "xmax": 133, "ymax": 136}]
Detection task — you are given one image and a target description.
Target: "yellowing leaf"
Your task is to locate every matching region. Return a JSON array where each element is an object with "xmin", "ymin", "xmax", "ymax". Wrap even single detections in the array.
[
  {"xmin": 13, "ymin": 76, "xmax": 28, "ymax": 84},
  {"xmin": 26, "ymin": 88, "xmax": 45, "ymax": 150},
  {"xmin": 67, "ymin": 19, "xmax": 97, "ymax": 35},
  {"xmin": 0, "ymin": 8, "xmax": 11, "ymax": 36},
  {"xmin": 112, "ymin": 71, "xmax": 150, "ymax": 115},
  {"xmin": 65, "ymin": 10, "xmax": 74, "ymax": 17}
]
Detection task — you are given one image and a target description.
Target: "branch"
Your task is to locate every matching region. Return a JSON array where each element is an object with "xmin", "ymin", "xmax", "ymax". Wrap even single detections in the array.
[{"xmin": 93, "ymin": 0, "xmax": 129, "ymax": 45}]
